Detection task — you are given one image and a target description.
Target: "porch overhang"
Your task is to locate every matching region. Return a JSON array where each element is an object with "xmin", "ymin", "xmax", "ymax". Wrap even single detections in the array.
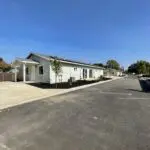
[
  {"xmin": 12, "ymin": 58, "xmax": 39, "ymax": 67},
  {"xmin": 12, "ymin": 58, "xmax": 39, "ymax": 82}
]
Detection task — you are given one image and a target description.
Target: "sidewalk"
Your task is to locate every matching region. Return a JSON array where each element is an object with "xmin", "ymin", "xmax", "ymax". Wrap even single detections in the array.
[{"xmin": 0, "ymin": 82, "xmax": 64, "ymax": 110}]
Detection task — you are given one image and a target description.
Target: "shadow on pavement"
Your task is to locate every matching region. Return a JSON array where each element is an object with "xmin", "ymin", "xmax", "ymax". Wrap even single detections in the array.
[
  {"xmin": 126, "ymin": 89, "xmax": 143, "ymax": 92},
  {"xmin": 27, "ymin": 82, "xmax": 74, "ymax": 89},
  {"xmin": 27, "ymin": 83, "xmax": 53, "ymax": 89}
]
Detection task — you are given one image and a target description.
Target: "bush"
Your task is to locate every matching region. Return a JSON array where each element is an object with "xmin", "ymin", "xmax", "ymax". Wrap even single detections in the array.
[
  {"xmin": 98, "ymin": 76, "xmax": 111, "ymax": 81},
  {"xmin": 49, "ymin": 77, "xmax": 111, "ymax": 89},
  {"xmin": 142, "ymin": 74, "xmax": 150, "ymax": 78}
]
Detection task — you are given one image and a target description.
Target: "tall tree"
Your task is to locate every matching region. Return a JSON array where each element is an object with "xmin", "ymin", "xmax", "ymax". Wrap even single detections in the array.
[
  {"xmin": 137, "ymin": 61, "xmax": 146, "ymax": 74},
  {"xmin": 128, "ymin": 60, "xmax": 150, "ymax": 75},
  {"xmin": 106, "ymin": 59, "xmax": 120, "ymax": 70},
  {"xmin": 51, "ymin": 59, "xmax": 62, "ymax": 88},
  {"xmin": 128, "ymin": 63, "xmax": 137, "ymax": 74}
]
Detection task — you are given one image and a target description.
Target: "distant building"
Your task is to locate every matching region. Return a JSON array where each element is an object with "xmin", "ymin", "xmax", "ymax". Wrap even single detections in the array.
[{"xmin": 104, "ymin": 68, "xmax": 123, "ymax": 77}]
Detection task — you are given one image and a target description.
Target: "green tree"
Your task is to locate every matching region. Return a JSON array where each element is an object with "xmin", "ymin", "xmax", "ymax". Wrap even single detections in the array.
[
  {"xmin": 51, "ymin": 59, "xmax": 62, "ymax": 88},
  {"xmin": 137, "ymin": 61, "xmax": 146, "ymax": 74},
  {"xmin": 106, "ymin": 59, "xmax": 120, "ymax": 70},
  {"xmin": 0, "ymin": 58, "xmax": 11, "ymax": 72},
  {"xmin": 128, "ymin": 63, "xmax": 137, "ymax": 74},
  {"xmin": 128, "ymin": 60, "xmax": 150, "ymax": 75},
  {"xmin": 93, "ymin": 63, "xmax": 105, "ymax": 68}
]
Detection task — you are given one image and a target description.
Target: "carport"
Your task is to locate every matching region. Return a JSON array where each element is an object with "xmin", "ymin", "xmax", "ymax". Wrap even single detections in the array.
[{"xmin": 12, "ymin": 58, "xmax": 39, "ymax": 82}]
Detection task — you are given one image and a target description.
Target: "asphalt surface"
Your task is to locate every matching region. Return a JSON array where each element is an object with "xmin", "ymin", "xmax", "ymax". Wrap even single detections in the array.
[{"xmin": 0, "ymin": 77, "xmax": 150, "ymax": 150}]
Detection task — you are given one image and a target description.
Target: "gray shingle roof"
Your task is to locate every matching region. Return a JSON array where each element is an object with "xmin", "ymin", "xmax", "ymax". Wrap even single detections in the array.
[
  {"xmin": 16, "ymin": 58, "xmax": 39, "ymax": 64},
  {"xmin": 27, "ymin": 52, "xmax": 105, "ymax": 69}
]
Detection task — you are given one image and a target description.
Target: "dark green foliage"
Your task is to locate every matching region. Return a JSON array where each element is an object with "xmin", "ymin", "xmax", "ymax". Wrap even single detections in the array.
[
  {"xmin": 128, "ymin": 60, "xmax": 150, "ymax": 75},
  {"xmin": 94, "ymin": 60, "xmax": 121, "ymax": 70},
  {"xmin": 93, "ymin": 63, "xmax": 105, "ymax": 68},
  {"xmin": 33, "ymin": 77, "xmax": 111, "ymax": 89},
  {"xmin": 106, "ymin": 60, "xmax": 120, "ymax": 70},
  {"xmin": 0, "ymin": 57, "xmax": 11, "ymax": 72}
]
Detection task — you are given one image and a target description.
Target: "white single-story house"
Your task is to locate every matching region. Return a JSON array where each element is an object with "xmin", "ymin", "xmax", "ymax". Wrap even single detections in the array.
[{"xmin": 12, "ymin": 53, "xmax": 104, "ymax": 83}]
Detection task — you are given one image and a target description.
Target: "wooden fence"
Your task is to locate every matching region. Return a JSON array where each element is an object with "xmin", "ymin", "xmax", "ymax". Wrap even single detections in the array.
[{"xmin": 0, "ymin": 73, "xmax": 15, "ymax": 82}]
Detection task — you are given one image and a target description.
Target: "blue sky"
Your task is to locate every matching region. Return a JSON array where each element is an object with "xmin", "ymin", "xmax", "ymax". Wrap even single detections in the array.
[{"xmin": 0, "ymin": 0, "xmax": 150, "ymax": 68}]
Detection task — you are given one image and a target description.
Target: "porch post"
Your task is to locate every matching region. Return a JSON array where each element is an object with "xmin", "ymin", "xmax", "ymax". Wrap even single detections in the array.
[
  {"xmin": 14, "ymin": 67, "xmax": 17, "ymax": 82},
  {"xmin": 49, "ymin": 64, "xmax": 51, "ymax": 84},
  {"xmin": 23, "ymin": 63, "xmax": 26, "ymax": 82}
]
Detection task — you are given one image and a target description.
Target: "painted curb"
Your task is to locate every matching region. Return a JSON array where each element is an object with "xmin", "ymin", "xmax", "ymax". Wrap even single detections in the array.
[{"xmin": 0, "ymin": 77, "xmax": 122, "ymax": 111}]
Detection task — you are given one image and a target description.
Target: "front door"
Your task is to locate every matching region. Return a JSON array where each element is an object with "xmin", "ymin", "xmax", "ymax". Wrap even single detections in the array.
[{"xmin": 31, "ymin": 66, "xmax": 36, "ymax": 81}]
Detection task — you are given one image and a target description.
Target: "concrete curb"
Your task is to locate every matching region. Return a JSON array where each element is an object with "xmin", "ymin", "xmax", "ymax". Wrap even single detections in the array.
[{"xmin": 0, "ymin": 77, "xmax": 122, "ymax": 111}]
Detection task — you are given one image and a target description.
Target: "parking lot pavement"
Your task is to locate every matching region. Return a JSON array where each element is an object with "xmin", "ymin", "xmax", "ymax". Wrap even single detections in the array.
[{"xmin": 0, "ymin": 78, "xmax": 150, "ymax": 150}]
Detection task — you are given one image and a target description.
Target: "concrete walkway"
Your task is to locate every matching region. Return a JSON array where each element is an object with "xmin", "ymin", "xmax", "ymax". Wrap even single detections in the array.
[
  {"xmin": 0, "ymin": 77, "xmax": 121, "ymax": 110},
  {"xmin": 0, "ymin": 82, "xmax": 64, "ymax": 110}
]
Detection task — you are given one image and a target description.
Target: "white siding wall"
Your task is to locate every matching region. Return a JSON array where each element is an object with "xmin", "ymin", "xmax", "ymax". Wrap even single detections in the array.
[
  {"xmin": 29, "ymin": 55, "xmax": 50, "ymax": 83},
  {"xmin": 50, "ymin": 63, "xmax": 83, "ymax": 83},
  {"xmin": 95, "ymin": 69, "xmax": 104, "ymax": 78},
  {"xmin": 116, "ymin": 71, "xmax": 122, "ymax": 76},
  {"xmin": 49, "ymin": 62, "xmax": 104, "ymax": 84}
]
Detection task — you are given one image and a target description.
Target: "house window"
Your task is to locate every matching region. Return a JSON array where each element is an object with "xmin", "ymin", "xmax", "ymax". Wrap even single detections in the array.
[
  {"xmin": 89, "ymin": 69, "xmax": 93, "ymax": 78},
  {"xmin": 39, "ymin": 66, "xmax": 43, "ymax": 75},
  {"xmin": 74, "ymin": 67, "xmax": 77, "ymax": 71}
]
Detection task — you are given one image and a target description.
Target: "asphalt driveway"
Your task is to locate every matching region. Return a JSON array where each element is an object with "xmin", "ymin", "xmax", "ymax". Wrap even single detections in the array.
[{"xmin": 0, "ymin": 78, "xmax": 150, "ymax": 150}]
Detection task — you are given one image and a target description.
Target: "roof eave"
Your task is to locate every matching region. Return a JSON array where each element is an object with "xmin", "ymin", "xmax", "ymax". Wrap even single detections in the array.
[{"xmin": 28, "ymin": 53, "xmax": 105, "ymax": 69}]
